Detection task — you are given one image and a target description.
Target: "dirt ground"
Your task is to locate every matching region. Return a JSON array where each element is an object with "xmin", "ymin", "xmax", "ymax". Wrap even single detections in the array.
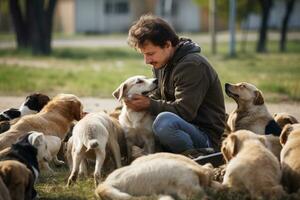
[{"xmin": 0, "ymin": 96, "xmax": 299, "ymax": 120}]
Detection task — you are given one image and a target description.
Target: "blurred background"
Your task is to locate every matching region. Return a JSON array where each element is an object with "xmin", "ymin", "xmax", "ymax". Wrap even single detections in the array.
[{"xmin": 0, "ymin": 0, "xmax": 299, "ymax": 102}]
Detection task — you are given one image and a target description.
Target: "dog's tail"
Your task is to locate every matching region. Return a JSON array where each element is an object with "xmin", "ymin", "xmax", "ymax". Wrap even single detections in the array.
[
  {"xmin": 95, "ymin": 183, "xmax": 132, "ymax": 200},
  {"xmin": 87, "ymin": 139, "xmax": 99, "ymax": 152}
]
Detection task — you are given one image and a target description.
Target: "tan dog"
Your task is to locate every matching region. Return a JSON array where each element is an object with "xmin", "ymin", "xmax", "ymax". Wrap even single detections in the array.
[
  {"xmin": 221, "ymin": 130, "xmax": 284, "ymax": 199},
  {"xmin": 67, "ymin": 112, "xmax": 124, "ymax": 186},
  {"xmin": 274, "ymin": 112, "xmax": 299, "ymax": 129},
  {"xmin": 95, "ymin": 152, "xmax": 220, "ymax": 200},
  {"xmin": 0, "ymin": 160, "xmax": 34, "ymax": 200},
  {"xmin": 113, "ymin": 75, "xmax": 157, "ymax": 162},
  {"xmin": 0, "ymin": 177, "xmax": 11, "ymax": 200},
  {"xmin": 280, "ymin": 123, "xmax": 300, "ymax": 193},
  {"xmin": 0, "ymin": 94, "xmax": 83, "ymax": 150},
  {"xmin": 225, "ymin": 82, "xmax": 281, "ymax": 135}
]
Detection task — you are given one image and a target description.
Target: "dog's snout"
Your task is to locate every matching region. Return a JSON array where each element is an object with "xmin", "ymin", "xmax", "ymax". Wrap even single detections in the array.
[{"xmin": 153, "ymin": 79, "xmax": 158, "ymax": 85}]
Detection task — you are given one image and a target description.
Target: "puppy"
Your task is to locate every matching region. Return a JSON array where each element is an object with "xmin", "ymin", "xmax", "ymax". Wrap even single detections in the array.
[
  {"xmin": 274, "ymin": 112, "xmax": 299, "ymax": 129},
  {"xmin": 225, "ymin": 82, "xmax": 281, "ymax": 135},
  {"xmin": 0, "ymin": 133, "xmax": 41, "ymax": 199},
  {"xmin": 0, "ymin": 176, "xmax": 11, "ymax": 200},
  {"xmin": 0, "ymin": 160, "xmax": 33, "ymax": 200},
  {"xmin": 280, "ymin": 123, "xmax": 300, "ymax": 193},
  {"xmin": 67, "ymin": 112, "xmax": 124, "ymax": 186},
  {"xmin": 95, "ymin": 152, "xmax": 220, "ymax": 200},
  {"xmin": 0, "ymin": 94, "xmax": 83, "ymax": 150},
  {"xmin": 113, "ymin": 75, "xmax": 157, "ymax": 162},
  {"xmin": 221, "ymin": 130, "xmax": 284, "ymax": 199},
  {"xmin": 0, "ymin": 93, "xmax": 50, "ymax": 134}
]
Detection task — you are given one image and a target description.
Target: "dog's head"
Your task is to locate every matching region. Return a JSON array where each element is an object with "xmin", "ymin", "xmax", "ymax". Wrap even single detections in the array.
[
  {"xmin": 274, "ymin": 112, "xmax": 299, "ymax": 129},
  {"xmin": 19, "ymin": 93, "xmax": 50, "ymax": 116},
  {"xmin": 42, "ymin": 94, "xmax": 84, "ymax": 121},
  {"xmin": 28, "ymin": 131, "xmax": 52, "ymax": 163},
  {"xmin": 112, "ymin": 75, "xmax": 158, "ymax": 101},
  {"xmin": 221, "ymin": 130, "xmax": 262, "ymax": 162},
  {"xmin": 225, "ymin": 82, "xmax": 264, "ymax": 106},
  {"xmin": 280, "ymin": 123, "xmax": 300, "ymax": 146}
]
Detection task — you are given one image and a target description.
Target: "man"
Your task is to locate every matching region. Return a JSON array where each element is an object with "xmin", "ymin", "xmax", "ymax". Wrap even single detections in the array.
[{"xmin": 125, "ymin": 15, "xmax": 225, "ymax": 154}]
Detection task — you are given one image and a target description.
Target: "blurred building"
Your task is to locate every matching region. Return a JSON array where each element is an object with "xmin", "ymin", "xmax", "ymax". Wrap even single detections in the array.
[{"xmin": 54, "ymin": 0, "xmax": 201, "ymax": 34}]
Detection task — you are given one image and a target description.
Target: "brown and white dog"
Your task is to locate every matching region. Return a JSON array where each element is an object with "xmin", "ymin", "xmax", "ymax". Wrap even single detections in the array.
[
  {"xmin": 225, "ymin": 82, "xmax": 281, "ymax": 135},
  {"xmin": 0, "ymin": 160, "xmax": 34, "ymax": 200},
  {"xmin": 221, "ymin": 130, "xmax": 284, "ymax": 199},
  {"xmin": 0, "ymin": 94, "xmax": 83, "ymax": 151},
  {"xmin": 113, "ymin": 76, "xmax": 157, "ymax": 162},
  {"xmin": 67, "ymin": 112, "xmax": 124, "ymax": 186},
  {"xmin": 95, "ymin": 152, "xmax": 220, "ymax": 200},
  {"xmin": 280, "ymin": 123, "xmax": 300, "ymax": 193},
  {"xmin": 274, "ymin": 112, "xmax": 299, "ymax": 129}
]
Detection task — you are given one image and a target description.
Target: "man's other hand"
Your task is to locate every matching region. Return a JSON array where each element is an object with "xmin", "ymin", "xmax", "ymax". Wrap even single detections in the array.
[{"xmin": 124, "ymin": 94, "xmax": 150, "ymax": 111}]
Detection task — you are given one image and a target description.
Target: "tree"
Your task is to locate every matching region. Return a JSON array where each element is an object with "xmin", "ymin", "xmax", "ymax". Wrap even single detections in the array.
[
  {"xmin": 280, "ymin": 0, "xmax": 295, "ymax": 52},
  {"xmin": 256, "ymin": 0, "xmax": 273, "ymax": 53},
  {"xmin": 9, "ymin": 0, "xmax": 57, "ymax": 55}
]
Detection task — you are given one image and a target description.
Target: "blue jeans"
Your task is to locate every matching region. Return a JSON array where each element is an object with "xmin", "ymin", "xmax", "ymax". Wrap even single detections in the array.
[{"xmin": 152, "ymin": 112, "xmax": 211, "ymax": 153}]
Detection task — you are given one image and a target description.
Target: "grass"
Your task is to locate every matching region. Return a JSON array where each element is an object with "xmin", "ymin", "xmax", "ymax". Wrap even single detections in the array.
[{"xmin": 0, "ymin": 40, "xmax": 299, "ymax": 101}]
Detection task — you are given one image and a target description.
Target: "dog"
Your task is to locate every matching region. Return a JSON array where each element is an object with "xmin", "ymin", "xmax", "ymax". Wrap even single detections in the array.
[
  {"xmin": 0, "ymin": 93, "xmax": 50, "ymax": 123},
  {"xmin": 95, "ymin": 152, "xmax": 221, "ymax": 200},
  {"xmin": 67, "ymin": 112, "xmax": 124, "ymax": 186},
  {"xmin": 37, "ymin": 131, "xmax": 64, "ymax": 174},
  {"xmin": 280, "ymin": 123, "xmax": 300, "ymax": 193},
  {"xmin": 113, "ymin": 75, "xmax": 157, "ymax": 162},
  {"xmin": 221, "ymin": 130, "xmax": 284, "ymax": 199},
  {"xmin": 0, "ymin": 132, "xmax": 43, "ymax": 199},
  {"xmin": 0, "ymin": 160, "xmax": 33, "ymax": 200},
  {"xmin": 225, "ymin": 82, "xmax": 281, "ymax": 135},
  {"xmin": 274, "ymin": 112, "xmax": 299, "ymax": 129},
  {"xmin": 0, "ymin": 94, "xmax": 83, "ymax": 150},
  {"xmin": 0, "ymin": 176, "xmax": 11, "ymax": 200}
]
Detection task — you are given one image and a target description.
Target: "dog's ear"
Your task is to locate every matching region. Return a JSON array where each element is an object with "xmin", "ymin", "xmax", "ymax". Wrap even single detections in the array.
[
  {"xmin": 112, "ymin": 83, "xmax": 127, "ymax": 101},
  {"xmin": 280, "ymin": 124, "xmax": 293, "ymax": 145},
  {"xmin": 253, "ymin": 90, "xmax": 264, "ymax": 105},
  {"xmin": 28, "ymin": 132, "xmax": 44, "ymax": 147},
  {"xmin": 71, "ymin": 100, "xmax": 83, "ymax": 121},
  {"xmin": 37, "ymin": 94, "xmax": 50, "ymax": 111},
  {"xmin": 221, "ymin": 134, "xmax": 238, "ymax": 163}
]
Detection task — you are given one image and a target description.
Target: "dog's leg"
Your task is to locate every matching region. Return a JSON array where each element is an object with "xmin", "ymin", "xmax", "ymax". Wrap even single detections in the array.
[
  {"xmin": 67, "ymin": 148, "xmax": 84, "ymax": 186},
  {"xmin": 109, "ymin": 139, "xmax": 122, "ymax": 168},
  {"xmin": 94, "ymin": 148, "xmax": 106, "ymax": 187},
  {"xmin": 40, "ymin": 161, "xmax": 54, "ymax": 174},
  {"xmin": 78, "ymin": 159, "xmax": 88, "ymax": 177},
  {"xmin": 145, "ymin": 137, "xmax": 155, "ymax": 154},
  {"xmin": 53, "ymin": 155, "xmax": 64, "ymax": 166}
]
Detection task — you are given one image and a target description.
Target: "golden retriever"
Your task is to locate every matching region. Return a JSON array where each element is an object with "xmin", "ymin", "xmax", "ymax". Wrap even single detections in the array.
[
  {"xmin": 221, "ymin": 130, "xmax": 284, "ymax": 199},
  {"xmin": 225, "ymin": 82, "xmax": 281, "ymax": 135},
  {"xmin": 95, "ymin": 152, "xmax": 220, "ymax": 200},
  {"xmin": 113, "ymin": 75, "xmax": 157, "ymax": 162},
  {"xmin": 0, "ymin": 94, "xmax": 83, "ymax": 150},
  {"xmin": 274, "ymin": 112, "xmax": 299, "ymax": 129},
  {"xmin": 280, "ymin": 123, "xmax": 300, "ymax": 193},
  {"xmin": 0, "ymin": 160, "xmax": 34, "ymax": 200},
  {"xmin": 67, "ymin": 112, "xmax": 124, "ymax": 186}
]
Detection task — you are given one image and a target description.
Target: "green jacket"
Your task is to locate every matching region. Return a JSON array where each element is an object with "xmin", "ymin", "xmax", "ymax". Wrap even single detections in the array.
[{"xmin": 149, "ymin": 38, "xmax": 225, "ymax": 150}]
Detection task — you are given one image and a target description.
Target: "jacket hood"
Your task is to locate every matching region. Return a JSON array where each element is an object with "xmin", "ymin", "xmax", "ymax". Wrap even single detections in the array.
[{"xmin": 170, "ymin": 38, "xmax": 201, "ymax": 65}]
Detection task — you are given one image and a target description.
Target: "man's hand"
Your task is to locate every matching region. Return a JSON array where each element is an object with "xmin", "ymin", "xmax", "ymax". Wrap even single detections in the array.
[{"xmin": 124, "ymin": 94, "xmax": 150, "ymax": 111}]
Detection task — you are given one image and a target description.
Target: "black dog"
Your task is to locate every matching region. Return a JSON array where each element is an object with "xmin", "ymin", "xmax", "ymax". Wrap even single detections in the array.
[
  {"xmin": 0, "ymin": 108, "xmax": 21, "ymax": 121},
  {"xmin": 0, "ymin": 133, "xmax": 39, "ymax": 199}
]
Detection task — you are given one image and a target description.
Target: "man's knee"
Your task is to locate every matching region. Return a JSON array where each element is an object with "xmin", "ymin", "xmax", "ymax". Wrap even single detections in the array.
[{"xmin": 152, "ymin": 112, "xmax": 177, "ymax": 140}]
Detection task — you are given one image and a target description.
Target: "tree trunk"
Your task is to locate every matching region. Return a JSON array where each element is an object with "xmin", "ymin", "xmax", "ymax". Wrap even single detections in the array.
[
  {"xmin": 9, "ymin": 0, "xmax": 29, "ymax": 48},
  {"xmin": 9, "ymin": 0, "xmax": 57, "ymax": 55},
  {"xmin": 280, "ymin": 0, "xmax": 295, "ymax": 52},
  {"xmin": 256, "ymin": 0, "xmax": 273, "ymax": 53}
]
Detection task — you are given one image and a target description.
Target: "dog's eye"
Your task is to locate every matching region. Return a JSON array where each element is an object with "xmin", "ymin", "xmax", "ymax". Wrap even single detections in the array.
[{"xmin": 136, "ymin": 79, "xmax": 144, "ymax": 84}]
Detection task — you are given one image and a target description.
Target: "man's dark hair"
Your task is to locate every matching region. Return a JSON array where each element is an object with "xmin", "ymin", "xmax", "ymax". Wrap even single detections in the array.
[{"xmin": 128, "ymin": 14, "xmax": 179, "ymax": 49}]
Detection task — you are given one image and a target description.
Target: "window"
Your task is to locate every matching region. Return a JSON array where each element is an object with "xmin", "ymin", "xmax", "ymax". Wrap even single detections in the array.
[{"xmin": 104, "ymin": 1, "xmax": 129, "ymax": 14}]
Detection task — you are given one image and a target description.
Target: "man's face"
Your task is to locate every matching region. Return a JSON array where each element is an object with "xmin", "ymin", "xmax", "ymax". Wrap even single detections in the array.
[{"xmin": 139, "ymin": 41, "xmax": 174, "ymax": 69}]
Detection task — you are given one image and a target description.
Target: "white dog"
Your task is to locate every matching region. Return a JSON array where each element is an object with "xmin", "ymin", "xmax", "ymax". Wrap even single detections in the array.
[
  {"xmin": 67, "ymin": 112, "xmax": 124, "ymax": 186},
  {"xmin": 113, "ymin": 75, "xmax": 157, "ymax": 162},
  {"xmin": 95, "ymin": 152, "xmax": 220, "ymax": 200}
]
